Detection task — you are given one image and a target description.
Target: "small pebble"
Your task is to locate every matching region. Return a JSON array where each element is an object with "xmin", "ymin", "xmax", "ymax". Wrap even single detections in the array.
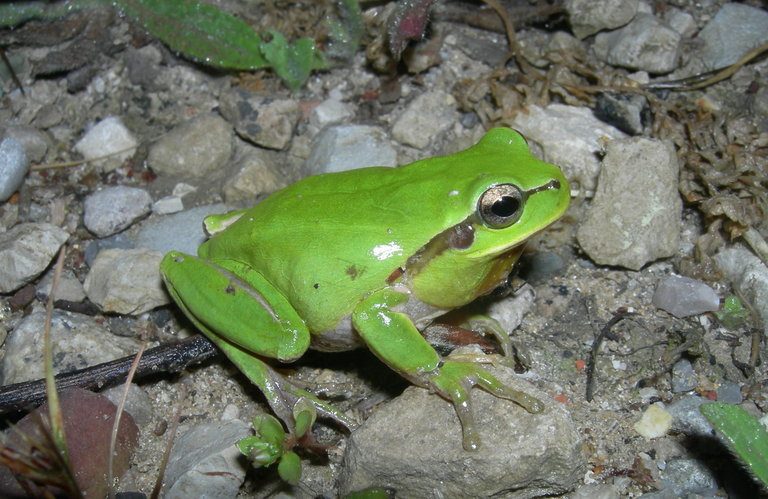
[
  {"xmin": 652, "ymin": 275, "xmax": 719, "ymax": 318},
  {"xmin": 0, "ymin": 222, "xmax": 69, "ymax": 293},
  {"xmin": 716, "ymin": 382, "xmax": 743, "ymax": 404},
  {"xmin": 304, "ymin": 125, "xmax": 396, "ymax": 176},
  {"xmin": 661, "ymin": 458, "xmax": 718, "ymax": 496},
  {"xmin": 633, "ymin": 404, "xmax": 672, "ymax": 439},
  {"xmin": 83, "ymin": 248, "xmax": 169, "ymax": 314},
  {"xmin": 0, "ymin": 137, "xmax": 29, "ymax": 202},
  {"xmin": 74, "ymin": 116, "xmax": 137, "ymax": 172},
  {"xmin": 83, "ymin": 186, "xmax": 153, "ymax": 238},
  {"xmin": 671, "ymin": 359, "xmax": 696, "ymax": 393}
]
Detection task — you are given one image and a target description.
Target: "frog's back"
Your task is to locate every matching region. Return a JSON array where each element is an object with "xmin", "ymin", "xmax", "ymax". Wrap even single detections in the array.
[{"xmin": 199, "ymin": 164, "xmax": 454, "ymax": 332}]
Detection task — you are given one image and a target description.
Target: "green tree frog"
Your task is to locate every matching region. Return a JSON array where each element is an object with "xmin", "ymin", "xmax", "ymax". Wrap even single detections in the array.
[{"xmin": 160, "ymin": 127, "xmax": 569, "ymax": 456}]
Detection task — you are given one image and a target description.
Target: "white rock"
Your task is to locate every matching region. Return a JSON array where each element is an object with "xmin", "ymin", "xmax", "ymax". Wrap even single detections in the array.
[
  {"xmin": 153, "ymin": 196, "xmax": 185, "ymax": 215},
  {"xmin": 634, "ymin": 404, "xmax": 672, "ymax": 439},
  {"xmin": 594, "ymin": 13, "xmax": 681, "ymax": 74},
  {"xmin": 74, "ymin": 116, "xmax": 137, "ymax": 172},
  {"xmin": 309, "ymin": 97, "xmax": 355, "ymax": 132},
  {"xmin": 510, "ymin": 104, "xmax": 626, "ymax": 192},
  {"xmin": 148, "ymin": 114, "xmax": 234, "ymax": 179},
  {"xmin": 695, "ymin": 3, "xmax": 768, "ymax": 70},
  {"xmin": 304, "ymin": 125, "xmax": 397, "ymax": 176},
  {"xmin": 392, "ymin": 90, "xmax": 460, "ymax": 149},
  {"xmin": 83, "ymin": 248, "xmax": 169, "ymax": 314},
  {"xmin": 577, "ymin": 138, "xmax": 681, "ymax": 270},
  {"xmin": 564, "ymin": 0, "xmax": 638, "ymax": 39},
  {"xmin": 0, "ymin": 223, "xmax": 69, "ymax": 293},
  {"xmin": 2, "ymin": 308, "xmax": 141, "ymax": 384},
  {"xmin": 165, "ymin": 420, "xmax": 251, "ymax": 499}
]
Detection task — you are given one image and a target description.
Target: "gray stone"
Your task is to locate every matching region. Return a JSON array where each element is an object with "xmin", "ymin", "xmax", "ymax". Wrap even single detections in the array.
[
  {"xmin": 73, "ymin": 116, "xmax": 137, "ymax": 172},
  {"xmin": 392, "ymin": 90, "xmax": 460, "ymax": 149},
  {"xmin": 0, "ymin": 137, "xmax": 29, "ymax": 202},
  {"xmin": 148, "ymin": 114, "xmax": 234, "ymax": 179},
  {"xmin": 595, "ymin": 14, "xmax": 681, "ymax": 74},
  {"xmin": 1, "ymin": 308, "xmax": 141, "ymax": 384},
  {"xmin": 564, "ymin": 0, "xmax": 638, "ymax": 39},
  {"xmin": 510, "ymin": 104, "xmax": 626, "ymax": 193},
  {"xmin": 339, "ymin": 365, "xmax": 584, "ymax": 497},
  {"xmin": 165, "ymin": 420, "xmax": 251, "ymax": 499},
  {"xmin": 83, "ymin": 248, "xmax": 169, "ymax": 314},
  {"xmin": 219, "ymin": 90, "xmax": 301, "ymax": 150},
  {"xmin": 133, "ymin": 203, "xmax": 227, "ymax": 256},
  {"xmin": 308, "ymin": 96, "xmax": 355, "ymax": 132},
  {"xmin": 661, "ymin": 458, "xmax": 718, "ymax": 496},
  {"xmin": 695, "ymin": 3, "xmax": 768, "ymax": 70},
  {"xmin": 304, "ymin": 125, "xmax": 397, "ymax": 176},
  {"xmin": 36, "ymin": 269, "xmax": 86, "ymax": 303},
  {"xmin": 83, "ymin": 186, "xmax": 153, "ymax": 238},
  {"xmin": 652, "ymin": 275, "xmax": 720, "ymax": 318},
  {"xmin": 671, "ymin": 359, "xmax": 696, "ymax": 393},
  {"xmin": 103, "ymin": 384, "xmax": 154, "ymax": 426},
  {"xmin": 577, "ymin": 138, "xmax": 681, "ymax": 270},
  {"xmin": 3, "ymin": 124, "xmax": 50, "ymax": 163},
  {"xmin": 716, "ymin": 381, "xmax": 743, "ymax": 405},
  {"xmin": 662, "ymin": 8, "xmax": 696, "ymax": 38},
  {"xmin": 0, "ymin": 223, "xmax": 69, "ymax": 293},
  {"xmin": 222, "ymin": 148, "xmax": 285, "ymax": 203},
  {"xmin": 667, "ymin": 396, "xmax": 713, "ymax": 436}
]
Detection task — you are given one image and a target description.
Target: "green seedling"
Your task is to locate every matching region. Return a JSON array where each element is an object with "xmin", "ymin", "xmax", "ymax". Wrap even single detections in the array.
[{"xmin": 715, "ymin": 296, "xmax": 750, "ymax": 329}]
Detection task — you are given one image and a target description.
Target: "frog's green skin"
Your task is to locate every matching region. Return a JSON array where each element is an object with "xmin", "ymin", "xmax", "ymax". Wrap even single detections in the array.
[{"xmin": 160, "ymin": 128, "xmax": 570, "ymax": 453}]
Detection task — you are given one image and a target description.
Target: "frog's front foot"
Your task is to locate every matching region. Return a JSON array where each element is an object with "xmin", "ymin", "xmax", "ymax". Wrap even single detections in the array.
[{"xmin": 425, "ymin": 360, "xmax": 544, "ymax": 451}]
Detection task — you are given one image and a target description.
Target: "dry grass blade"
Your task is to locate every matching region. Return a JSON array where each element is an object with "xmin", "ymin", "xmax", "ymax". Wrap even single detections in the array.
[{"xmin": 107, "ymin": 343, "xmax": 146, "ymax": 499}]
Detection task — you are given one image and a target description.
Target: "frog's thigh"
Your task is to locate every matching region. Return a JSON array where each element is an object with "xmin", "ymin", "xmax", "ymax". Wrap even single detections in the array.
[
  {"xmin": 351, "ymin": 288, "xmax": 441, "ymax": 374},
  {"xmin": 163, "ymin": 252, "xmax": 310, "ymax": 361}
]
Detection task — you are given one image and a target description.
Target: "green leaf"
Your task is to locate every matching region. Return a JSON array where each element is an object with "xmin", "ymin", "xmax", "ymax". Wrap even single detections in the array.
[
  {"xmin": 261, "ymin": 30, "xmax": 326, "ymax": 91},
  {"xmin": 700, "ymin": 402, "xmax": 768, "ymax": 486},
  {"xmin": 237, "ymin": 436, "xmax": 281, "ymax": 467},
  {"xmin": 716, "ymin": 296, "xmax": 750, "ymax": 329},
  {"xmin": 293, "ymin": 398, "xmax": 317, "ymax": 438},
  {"xmin": 277, "ymin": 450, "xmax": 302, "ymax": 485},
  {"xmin": 252, "ymin": 413, "xmax": 286, "ymax": 447},
  {"xmin": 112, "ymin": 0, "xmax": 268, "ymax": 69}
]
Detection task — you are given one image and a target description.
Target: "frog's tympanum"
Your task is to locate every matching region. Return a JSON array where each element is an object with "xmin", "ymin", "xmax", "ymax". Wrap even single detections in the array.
[{"xmin": 160, "ymin": 127, "xmax": 569, "ymax": 461}]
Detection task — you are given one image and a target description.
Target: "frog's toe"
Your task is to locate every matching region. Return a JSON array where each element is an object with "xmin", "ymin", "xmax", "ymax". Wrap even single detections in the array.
[{"xmin": 427, "ymin": 361, "xmax": 543, "ymax": 451}]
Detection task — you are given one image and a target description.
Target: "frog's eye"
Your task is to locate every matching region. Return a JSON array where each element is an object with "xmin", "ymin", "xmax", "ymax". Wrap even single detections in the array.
[{"xmin": 477, "ymin": 184, "xmax": 524, "ymax": 229}]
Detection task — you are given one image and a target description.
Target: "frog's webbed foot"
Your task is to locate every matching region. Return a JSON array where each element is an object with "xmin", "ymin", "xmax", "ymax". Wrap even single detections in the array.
[
  {"xmin": 426, "ymin": 360, "xmax": 544, "ymax": 451},
  {"xmin": 353, "ymin": 288, "xmax": 544, "ymax": 452},
  {"xmin": 215, "ymin": 336, "xmax": 357, "ymax": 434}
]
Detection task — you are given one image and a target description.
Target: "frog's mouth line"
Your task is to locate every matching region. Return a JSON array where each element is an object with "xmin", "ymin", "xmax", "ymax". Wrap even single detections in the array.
[{"xmin": 524, "ymin": 178, "xmax": 562, "ymax": 197}]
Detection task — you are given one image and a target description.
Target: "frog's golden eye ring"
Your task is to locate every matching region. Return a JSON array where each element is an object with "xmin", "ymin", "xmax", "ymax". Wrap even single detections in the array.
[{"xmin": 477, "ymin": 183, "xmax": 524, "ymax": 229}]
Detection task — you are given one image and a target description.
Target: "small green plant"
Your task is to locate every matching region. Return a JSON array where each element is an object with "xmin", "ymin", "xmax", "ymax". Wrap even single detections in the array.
[
  {"xmin": 700, "ymin": 402, "xmax": 768, "ymax": 488},
  {"xmin": 715, "ymin": 296, "xmax": 750, "ymax": 329}
]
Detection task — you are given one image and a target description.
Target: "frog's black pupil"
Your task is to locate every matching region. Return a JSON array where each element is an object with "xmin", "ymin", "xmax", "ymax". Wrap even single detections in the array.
[{"xmin": 492, "ymin": 196, "xmax": 520, "ymax": 218}]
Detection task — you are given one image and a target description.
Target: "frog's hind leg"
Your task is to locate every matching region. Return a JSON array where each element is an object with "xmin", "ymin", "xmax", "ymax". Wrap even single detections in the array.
[
  {"xmin": 161, "ymin": 251, "xmax": 310, "ymax": 362},
  {"xmin": 212, "ymin": 336, "xmax": 357, "ymax": 432}
]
